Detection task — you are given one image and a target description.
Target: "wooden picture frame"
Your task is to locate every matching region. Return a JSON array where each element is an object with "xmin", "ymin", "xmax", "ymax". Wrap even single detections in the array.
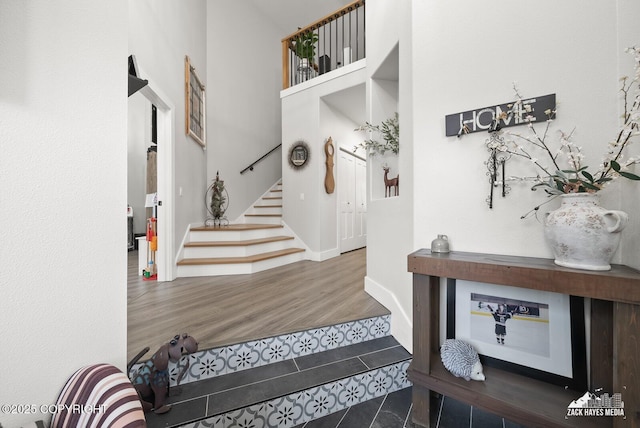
[
  {"xmin": 185, "ymin": 55, "xmax": 205, "ymax": 147},
  {"xmin": 446, "ymin": 278, "xmax": 587, "ymax": 391}
]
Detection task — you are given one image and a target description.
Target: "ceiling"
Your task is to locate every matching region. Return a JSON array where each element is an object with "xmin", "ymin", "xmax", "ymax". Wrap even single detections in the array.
[{"xmin": 247, "ymin": 0, "xmax": 354, "ymax": 36}]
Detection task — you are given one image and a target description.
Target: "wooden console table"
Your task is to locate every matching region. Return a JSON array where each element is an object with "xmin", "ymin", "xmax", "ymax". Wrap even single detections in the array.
[{"xmin": 407, "ymin": 249, "xmax": 640, "ymax": 428}]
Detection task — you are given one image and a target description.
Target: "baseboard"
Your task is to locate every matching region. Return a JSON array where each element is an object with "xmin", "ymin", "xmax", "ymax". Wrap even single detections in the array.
[
  {"xmin": 304, "ymin": 247, "xmax": 340, "ymax": 262},
  {"xmin": 364, "ymin": 275, "xmax": 413, "ymax": 352}
]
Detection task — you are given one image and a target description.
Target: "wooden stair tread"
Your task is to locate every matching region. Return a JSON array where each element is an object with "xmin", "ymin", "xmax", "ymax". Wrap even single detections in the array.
[
  {"xmin": 245, "ymin": 214, "xmax": 282, "ymax": 217},
  {"xmin": 177, "ymin": 248, "xmax": 305, "ymax": 265},
  {"xmin": 184, "ymin": 236, "xmax": 294, "ymax": 247},
  {"xmin": 190, "ymin": 224, "xmax": 283, "ymax": 231},
  {"xmin": 254, "ymin": 204, "xmax": 282, "ymax": 208}
]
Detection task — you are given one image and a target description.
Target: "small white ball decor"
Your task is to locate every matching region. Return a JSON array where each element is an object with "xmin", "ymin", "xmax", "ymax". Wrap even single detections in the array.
[{"xmin": 440, "ymin": 339, "xmax": 485, "ymax": 381}]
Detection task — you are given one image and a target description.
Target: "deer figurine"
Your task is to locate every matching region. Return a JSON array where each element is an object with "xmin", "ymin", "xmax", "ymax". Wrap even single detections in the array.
[{"xmin": 383, "ymin": 166, "xmax": 399, "ymax": 197}]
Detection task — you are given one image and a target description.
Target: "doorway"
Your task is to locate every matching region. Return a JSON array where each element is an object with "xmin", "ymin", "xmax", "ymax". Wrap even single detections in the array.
[{"xmin": 127, "ymin": 71, "xmax": 175, "ymax": 281}]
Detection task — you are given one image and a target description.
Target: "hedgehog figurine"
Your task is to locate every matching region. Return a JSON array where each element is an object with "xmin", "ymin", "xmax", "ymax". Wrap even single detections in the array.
[{"xmin": 440, "ymin": 339, "xmax": 485, "ymax": 381}]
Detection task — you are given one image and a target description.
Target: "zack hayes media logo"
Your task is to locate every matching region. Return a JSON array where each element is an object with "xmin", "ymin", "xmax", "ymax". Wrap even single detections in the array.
[{"xmin": 566, "ymin": 390, "xmax": 625, "ymax": 418}]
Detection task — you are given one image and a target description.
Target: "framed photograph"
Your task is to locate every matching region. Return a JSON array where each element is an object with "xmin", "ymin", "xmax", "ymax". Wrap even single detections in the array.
[
  {"xmin": 446, "ymin": 279, "xmax": 587, "ymax": 391},
  {"xmin": 185, "ymin": 55, "xmax": 205, "ymax": 147}
]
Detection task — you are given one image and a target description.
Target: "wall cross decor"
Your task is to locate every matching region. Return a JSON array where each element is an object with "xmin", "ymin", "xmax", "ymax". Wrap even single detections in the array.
[{"xmin": 485, "ymin": 123, "xmax": 511, "ymax": 209}]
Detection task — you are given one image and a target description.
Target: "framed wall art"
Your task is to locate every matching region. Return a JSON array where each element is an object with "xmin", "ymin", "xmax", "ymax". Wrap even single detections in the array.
[
  {"xmin": 185, "ymin": 55, "xmax": 205, "ymax": 147},
  {"xmin": 446, "ymin": 279, "xmax": 587, "ymax": 391},
  {"xmin": 288, "ymin": 141, "xmax": 310, "ymax": 170}
]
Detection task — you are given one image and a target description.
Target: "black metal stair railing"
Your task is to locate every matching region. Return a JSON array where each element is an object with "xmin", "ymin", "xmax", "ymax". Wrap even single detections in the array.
[
  {"xmin": 240, "ymin": 143, "xmax": 282, "ymax": 174},
  {"xmin": 281, "ymin": 0, "xmax": 365, "ymax": 89}
]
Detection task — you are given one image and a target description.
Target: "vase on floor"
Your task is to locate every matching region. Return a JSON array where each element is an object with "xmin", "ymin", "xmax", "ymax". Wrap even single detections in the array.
[{"xmin": 544, "ymin": 193, "xmax": 628, "ymax": 271}]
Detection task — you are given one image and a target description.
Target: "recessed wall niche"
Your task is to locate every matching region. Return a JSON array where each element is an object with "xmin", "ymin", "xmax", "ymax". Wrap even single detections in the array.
[{"xmin": 370, "ymin": 43, "xmax": 399, "ymax": 201}]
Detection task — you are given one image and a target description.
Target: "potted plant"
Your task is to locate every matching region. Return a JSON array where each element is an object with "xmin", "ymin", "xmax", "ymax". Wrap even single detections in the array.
[
  {"xmin": 354, "ymin": 113, "xmax": 400, "ymax": 156},
  {"xmin": 293, "ymin": 30, "xmax": 319, "ymax": 74},
  {"xmin": 491, "ymin": 46, "xmax": 640, "ymax": 270}
]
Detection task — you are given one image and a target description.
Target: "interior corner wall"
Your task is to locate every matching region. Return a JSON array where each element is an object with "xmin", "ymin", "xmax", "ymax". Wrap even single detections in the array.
[
  {"xmin": 206, "ymin": 2, "xmax": 283, "ymax": 222},
  {"xmin": 0, "ymin": 1, "xmax": 127, "ymax": 426},
  {"xmin": 360, "ymin": 0, "xmax": 414, "ymax": 350},
  {"xmin": 365, "ymin": 0, "xmax": 399, "ymax": 76},
  {"xmin": 129, "ymin": 0, "xmax": 208, "ymax": 258},
  {"xmin": 368, "ymin": 79, "xmax": 399, "ymax": 201},
  {"xmin": 411, "ymin": 1, "xmax": 625, "ymax": 261}
]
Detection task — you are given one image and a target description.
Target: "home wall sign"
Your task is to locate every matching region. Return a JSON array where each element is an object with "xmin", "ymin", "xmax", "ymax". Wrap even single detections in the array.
[{"xmin": 445, "ymin": 94, "xmax": 556, "ymax": 137}]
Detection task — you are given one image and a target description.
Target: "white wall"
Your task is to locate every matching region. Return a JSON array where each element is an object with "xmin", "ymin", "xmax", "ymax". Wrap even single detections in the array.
[
  {"xmin": 411, "ymin": 1, "xmax": 624, "ymax": 259},
  {"xmin": 362, "ymin": 0, "xmax": 640, "ymax": 352},
  {"xmin": 318, "ymin": 99, "xmax": 361, "ymax": 253},
  {"xmin": 385, "ymin": 0, "xmax": 640, "ymax": 353},
  {"xmin": 0, "ymin": 1, "xmax": 127, "ymax": 426},
  {"xmin": 206, "ymin": 2, "xmax": 284, "ymax": 221},
  {"xmin": 129, "ymin": 0, "xmax": 208, "ymax": 258}
]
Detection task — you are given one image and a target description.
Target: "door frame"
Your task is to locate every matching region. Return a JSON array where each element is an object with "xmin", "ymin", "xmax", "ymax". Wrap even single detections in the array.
[{"xmin": 138, "ymin": 69, "xmax": 176, "ymax": 281}]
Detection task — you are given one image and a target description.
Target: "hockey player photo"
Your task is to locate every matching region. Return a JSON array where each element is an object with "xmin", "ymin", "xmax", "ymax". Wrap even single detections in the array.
[{"xmin": 488, "ymin": 304, "xmax": 512, "ymax": 345}]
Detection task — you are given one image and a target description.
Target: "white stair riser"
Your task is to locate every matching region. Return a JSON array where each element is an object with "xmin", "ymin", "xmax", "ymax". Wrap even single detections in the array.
[
  {"xmin": 261, "ymin": 197, "xmax": 282, "ymax": 202},
  {"xmin": 189, "ymin": 228, "xmax": 283, "ymax": 242},
  {"xmin": 249, "ymin": 206, "xmax": 282, "ymax": 215},
  {"xmin": 183, "ymin": 240, "xmax": 294, "ymax": 258},
  {"xmin": 176, "ymin": 251, "xmax": 305, "ymax": 277},
  {"xmin": 242, "ymin": 216, "xmax": 282, "ymax": 225}
]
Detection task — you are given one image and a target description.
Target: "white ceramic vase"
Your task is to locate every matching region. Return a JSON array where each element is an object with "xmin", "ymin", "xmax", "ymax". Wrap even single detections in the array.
[{"xmin": 544, "ymin": 193, "xmax": 628, "ymax": 271}]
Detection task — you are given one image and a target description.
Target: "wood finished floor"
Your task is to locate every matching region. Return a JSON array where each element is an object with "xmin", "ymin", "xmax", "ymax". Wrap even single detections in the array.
[{"xmin": 127, "ymin": 248, "xmax": 390, "ymax": 362}]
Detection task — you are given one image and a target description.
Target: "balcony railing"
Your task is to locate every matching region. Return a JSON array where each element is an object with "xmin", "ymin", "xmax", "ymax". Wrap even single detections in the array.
[{"xmin": 281, "ymin": 0, "xmax": 365, "ymax": 89}]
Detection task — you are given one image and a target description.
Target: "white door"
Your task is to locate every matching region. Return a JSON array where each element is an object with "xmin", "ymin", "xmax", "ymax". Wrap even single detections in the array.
[
  {"xmin": 339, "ymin": 150, "xmax": 367, "ymax": 253},
  {"xmin": 354, "ymin": 157, "xmax": 367, "ymax": 247}
]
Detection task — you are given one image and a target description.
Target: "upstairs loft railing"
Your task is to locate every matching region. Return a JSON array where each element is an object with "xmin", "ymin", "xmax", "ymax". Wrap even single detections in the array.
[{"xmin": 282, "ymin": 0, "xmax": 365, "ymax": 89}]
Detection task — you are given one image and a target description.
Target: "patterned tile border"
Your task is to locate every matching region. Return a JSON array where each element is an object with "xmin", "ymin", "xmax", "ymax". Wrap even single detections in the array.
[
  {"xmin": 181, "ymin": 360, "xmax": 411, "ymax": 428},
  {"xmin": 130, "ymin": 315, "xmax": 391, "ymax": 387}
]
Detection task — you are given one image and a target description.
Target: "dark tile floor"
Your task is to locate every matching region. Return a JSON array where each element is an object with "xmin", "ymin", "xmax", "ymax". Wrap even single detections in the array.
[
  {"xmin": 145, "ymin": 336, "xmax": 411, "ymax": 427},
  {"xmin": 299, "ymin": 388, "xmax": 528, "ymax": 428},
  {"xmin": 144, "ymin": 334, "xmax": 527, "ymax": 428}
]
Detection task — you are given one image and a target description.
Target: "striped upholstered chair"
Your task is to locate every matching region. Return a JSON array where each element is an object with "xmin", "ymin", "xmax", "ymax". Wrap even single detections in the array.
[{"xmin": 51, "ymin": 364, "xmax": 146, "ymax": 428}]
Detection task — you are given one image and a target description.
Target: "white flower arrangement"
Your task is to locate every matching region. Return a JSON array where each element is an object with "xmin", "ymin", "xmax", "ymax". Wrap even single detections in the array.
[{"xmin": 495, "ymin": 47, "xmax": 640, "ymax": 217}]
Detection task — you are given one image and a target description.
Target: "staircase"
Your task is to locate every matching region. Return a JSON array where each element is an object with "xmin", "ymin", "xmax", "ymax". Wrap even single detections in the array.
[
  {"xmin": 177, "ymin": 182, "xmax": 306, "ymax": 277},
  {"xmin": 140, "ymin": 315, "xmax": 413, "ymax": 428}
]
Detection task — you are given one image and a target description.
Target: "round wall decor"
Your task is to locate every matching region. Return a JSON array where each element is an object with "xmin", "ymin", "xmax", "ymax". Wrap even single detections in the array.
[{"xmin": 288, "ymin": 141, "xmax": 310, "ymax": 170}]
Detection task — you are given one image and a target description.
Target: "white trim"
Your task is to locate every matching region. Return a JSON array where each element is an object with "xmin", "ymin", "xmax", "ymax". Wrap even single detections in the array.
[
  {"xmin": 174, "ymin": 222, "xmax": 205, "ymax": 266},
  {"xmin": 305, "ymin": 247, "xmax": 340, "ymax": 262},
  {"xmin": 281, "ymin": 59, "xmax": 367, "ymax": 99},
  {"xmin": 138, "ymin": 67, "xmax": 176, "ymax": 281},
  {"xmin": 364, "ymin": 275, "xmax": 412, "ymax": 352}
]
